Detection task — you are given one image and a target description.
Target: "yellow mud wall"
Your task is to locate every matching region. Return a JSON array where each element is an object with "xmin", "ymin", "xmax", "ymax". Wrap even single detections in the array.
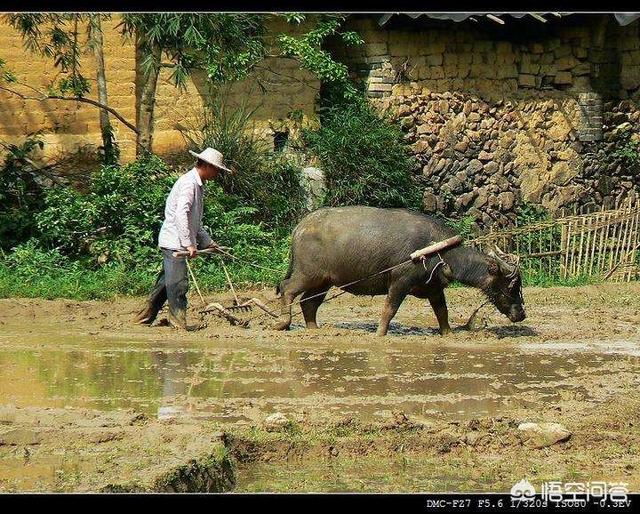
[{"xmin": 0, "ymin": 15, "xmax": 319, "ymax": 162}]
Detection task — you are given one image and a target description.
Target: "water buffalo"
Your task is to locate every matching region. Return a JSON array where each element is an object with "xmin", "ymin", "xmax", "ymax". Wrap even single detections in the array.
[{"xmin": 274, "ymin": 206, "xmax": 525, "ymax": 335}]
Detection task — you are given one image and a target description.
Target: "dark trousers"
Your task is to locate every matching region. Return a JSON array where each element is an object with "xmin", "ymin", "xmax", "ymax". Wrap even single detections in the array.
[{"xmin": 146, "ymin": 248, "xmax": 189, "ymax": 322}]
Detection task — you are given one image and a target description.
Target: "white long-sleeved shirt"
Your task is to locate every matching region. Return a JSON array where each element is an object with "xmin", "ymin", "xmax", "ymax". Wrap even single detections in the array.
[{"xmin": 158, "ymin": 168, "xmax": 213, "ymax": 251}]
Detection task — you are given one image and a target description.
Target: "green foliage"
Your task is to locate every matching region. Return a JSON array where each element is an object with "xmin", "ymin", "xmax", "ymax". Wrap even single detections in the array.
[
  {"xmin": 0, "ymin": 135, "xmax": 48, "ymax": 249},
  {"xmin": 303, "ymin": 102, "xmax": 421, "ymax": 209},
  {"xmin": 35, "ymin": 155, "xmax": 172, "ymax": 268},
  {"xmin": 443, "ymin": 215, "xmax": 477, "ymax": 240},
  {"xmin": 278, "ymin": 14, "xmax": 363, "ymax": 100},
  {"xmin": 0, "ymin": 57, "xmax": 16, "ymax": 82},
  {"xmin": 5, "ymin": 13, "xmax": 98, "ymax": 97},
  {"xmin": 0, "ymin": 152, "xmax": 292, "ymax": 300},
  {"xmin": 516, "ymin": 201, "xmax": 551, "ymax": 225},
  {"xmin": 99, "ymin": 122, "xmax": 121, "ymax": 166},
  {"xmin": 0, "ymin": 240, "xmax": 156, "ymax": 299},
  {"xmin": 611, "ymin": 131, "xmax": 640, "ymax": 166},
  {"xmin": 4, "ymin": 239, "xmax": 66, "ymax": 280},
  {"xmin": 120, "ymin": 14, "xmax": 266, "ymax": 88},
  {"xmin": 179, "ymin": 98, "xmax": 306, "ymax": 229},
  {"xmin": 521, "ymin": 269, "xmax": 600, "ymax": 288}
]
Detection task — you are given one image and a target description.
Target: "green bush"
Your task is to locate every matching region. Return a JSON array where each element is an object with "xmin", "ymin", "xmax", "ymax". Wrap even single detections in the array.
[
  {"xmin": 516, "ymin": 201, "xmax": 551, "ymax": 225},
  {"xmin": 443, "ymin": 215, "xmax": 477, "ymax": 240},
  {"xmin": 302, "ymin": 102, "xmax": 421, "ymax": 209},
  {"xmin": 0, "ymin": 135, "xmax": 47, "ymax": 249},
  {"xmin": 0, "ymin": 151, "xmax": 292, "ymax": 299},
  {"xmin": 0, "ymin": 240, "xmax": 156, "ymax": 299},
  {"xmin": 179, "ymin": 97, "xmax": 306, "ymax": 230},
  {"xmin": 35, "ymin": 155, "xmax": 173, "ymax": 268}
]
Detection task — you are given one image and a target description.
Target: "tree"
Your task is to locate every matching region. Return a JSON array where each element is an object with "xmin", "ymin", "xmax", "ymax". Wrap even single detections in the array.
[
  {"xmin": 4, "ymin": 14, "xmax": 121, "ymax": 163},
  {"xmin": 88, "ymin": 15, "xmax": 119, "ymax": 164},
  {"xmin": 119, "ymin": 14, "xmax": 266, "ymax": 155}
]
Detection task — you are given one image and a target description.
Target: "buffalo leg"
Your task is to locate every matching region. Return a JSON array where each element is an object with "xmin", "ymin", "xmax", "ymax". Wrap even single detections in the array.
[
  {"xmin": 300, "ymin": 288, "xmax": 327, "ymax": 329},
  {"xmin": 428, "ymin": 289, "xmax": 451, "ymax": 335},
  {"xmin": 377, "ymin": 284, "xmax": 409, "ymax": 337},
  {"xmin": 273, "ymin": 276, "xmax": 305, "ymax": 331}
]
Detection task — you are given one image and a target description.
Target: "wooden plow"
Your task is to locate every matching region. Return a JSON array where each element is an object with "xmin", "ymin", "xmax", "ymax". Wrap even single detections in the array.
[{"xmin": 172, "ymin": 247, "xmax": 279, "ymax": 327}]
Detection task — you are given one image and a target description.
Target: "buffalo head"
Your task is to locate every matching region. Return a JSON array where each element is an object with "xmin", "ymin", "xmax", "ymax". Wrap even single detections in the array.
[{"xmin": 485, "ymin": 246, "xmax": 526, "ymax": 322}]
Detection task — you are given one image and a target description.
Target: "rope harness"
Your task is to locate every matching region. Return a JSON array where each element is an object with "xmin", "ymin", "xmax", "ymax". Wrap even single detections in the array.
[
  {"xmin": 195, "ymin": 246, "xmax": 455, "ymax": 326},
  {"xmin": 182, "ymin": 234, "xmax": 519, "ymax": 327},
  {"xmin": 423, "ymin": 253, "xmax": 446, "ymax": 286}
]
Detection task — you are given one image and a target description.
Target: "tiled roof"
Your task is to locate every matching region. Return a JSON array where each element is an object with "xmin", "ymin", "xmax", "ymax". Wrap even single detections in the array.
[{"xmin": 376, "ymin": 13, "xmax": 640, "ymax": 26}]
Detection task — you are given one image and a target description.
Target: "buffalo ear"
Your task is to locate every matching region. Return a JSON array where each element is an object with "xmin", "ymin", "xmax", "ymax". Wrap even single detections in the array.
[{"xmin": 487, "ymin": 258, "xmax": 500, "ymax": 275}]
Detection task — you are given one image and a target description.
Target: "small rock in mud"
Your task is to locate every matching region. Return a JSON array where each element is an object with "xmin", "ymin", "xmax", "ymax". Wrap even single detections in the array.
[
  {"xmin": 392, "ymin": 411, "xmax": 410, "ymax": 426},
  {"xmin": 462, "ymin": 431, "xmax": 483, "ymax": 446},
  {"xmin": 517, "ymin": 422, "xmax": 572, "ymax": 448},
  {"xmin": 381, "ymin": 411, "xmax": 422, "ymax": 431},
  {"xmin": 129, "ymin": 412, "xmax": 149, "ymax": 426},
  {"xmin": 263, "ymin": 412, "xmax": 290, "ymax": 432},
  {"xmin": 466, "ymin": 419, "xmax": 481, "ymax": 431}
]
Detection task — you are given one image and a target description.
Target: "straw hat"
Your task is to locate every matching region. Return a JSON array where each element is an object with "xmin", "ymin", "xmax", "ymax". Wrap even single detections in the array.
[{"xmin": 189, "ymin": 147, "xmax": 232, "ymax": 173}]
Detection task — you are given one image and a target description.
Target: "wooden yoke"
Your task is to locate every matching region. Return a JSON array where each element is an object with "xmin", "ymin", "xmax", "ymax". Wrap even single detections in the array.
[{"xmin": 410, "ymin": 235, "xmax": 463, "ymax": 262}]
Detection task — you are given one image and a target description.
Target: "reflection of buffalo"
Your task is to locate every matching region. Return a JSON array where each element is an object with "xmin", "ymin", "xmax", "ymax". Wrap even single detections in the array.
[{"xmin": 274, "ymin": 207, "xmax": 525, "ymax": 336}]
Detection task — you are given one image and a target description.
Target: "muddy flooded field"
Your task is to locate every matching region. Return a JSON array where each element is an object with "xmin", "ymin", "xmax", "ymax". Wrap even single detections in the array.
[{"xmin": 1, "ymin": 283, "xmax": 639, "ymax": 492}]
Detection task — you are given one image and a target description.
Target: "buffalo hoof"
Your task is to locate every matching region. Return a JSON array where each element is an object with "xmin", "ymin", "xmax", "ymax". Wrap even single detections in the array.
[
  {"xmin": 439, "ymin": 327, "xmax": 452, "ymax": 336},
  {"xmin": 272, "ymin": 320, "xmax": 291, "ymax": 331}
]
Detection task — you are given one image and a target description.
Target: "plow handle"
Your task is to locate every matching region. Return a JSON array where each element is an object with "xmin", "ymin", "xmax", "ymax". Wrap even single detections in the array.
[
  {"xmin": 410, "ymin": 235, "xmax": 463, "ymax": 262},
  {"xmin": 172, "ymin": 246, "xmax": 230, "ymax": 258}
]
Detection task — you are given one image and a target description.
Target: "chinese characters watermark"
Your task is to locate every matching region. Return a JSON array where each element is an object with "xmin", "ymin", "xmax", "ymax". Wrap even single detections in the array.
[{"xmin": 511, "ymin": 479, "xmax": 630, "ymax": 507}]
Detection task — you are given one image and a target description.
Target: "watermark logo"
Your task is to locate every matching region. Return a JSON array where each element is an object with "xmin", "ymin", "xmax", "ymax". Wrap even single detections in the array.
[
  {"xmin": 510, "ymin": 479, "xmax": 536, "ymax": 500},
  {"xmin": 541, "ymin": 481, "xmax": 630, "ymax": 506}
]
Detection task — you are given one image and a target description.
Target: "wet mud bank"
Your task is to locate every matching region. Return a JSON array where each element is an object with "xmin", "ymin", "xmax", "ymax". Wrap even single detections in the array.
[
  {"xmin": 0, "ymin": 406, "xmax": 235, "ymax": 492},
  {"xmin": 230, "ymin": 394, "xmax": 640, "ymax": 492},
  {"xmin": 0, "ymin": 283, "xmax": 639, "ymax": 491},
  {"xmin": 2, "ymin": 393, "xmax": 637, "ymax": 492}
]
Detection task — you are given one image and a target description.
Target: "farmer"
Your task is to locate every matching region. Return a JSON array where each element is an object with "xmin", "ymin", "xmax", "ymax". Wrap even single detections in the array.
[{"xmin": 134, "ymin": 147, "xmax": 232, "ymax": 330}]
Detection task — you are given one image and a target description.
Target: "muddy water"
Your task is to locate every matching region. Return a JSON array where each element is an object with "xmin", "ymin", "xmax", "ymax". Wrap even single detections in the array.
[
  {"xmin": 1, "ymin": 328, "xmax": 639, "ymax": 424},
  {"xmin": 1, "ymin": 286, "xmax": 640, "ymax": 492}
]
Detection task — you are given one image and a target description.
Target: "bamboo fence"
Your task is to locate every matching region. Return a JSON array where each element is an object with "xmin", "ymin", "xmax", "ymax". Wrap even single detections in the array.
[{"xmin": 470, "ymin": 198, "xmax": 640, "ymax": 283}]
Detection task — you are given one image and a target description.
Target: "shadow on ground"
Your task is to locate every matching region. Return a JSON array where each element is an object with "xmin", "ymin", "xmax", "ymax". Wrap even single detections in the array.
[
  {"xmin": 333, "ymin": 320, "xmax": 439, "ymax": 336},
  {"xmin": 489, "ymin": 325, "xmax": 539, "ymax": 338}
]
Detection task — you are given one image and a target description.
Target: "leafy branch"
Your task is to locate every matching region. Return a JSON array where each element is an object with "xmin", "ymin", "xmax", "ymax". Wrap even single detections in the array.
[
  {"xmin": 119, "ymin": 14, "xmax": 266, "ymax": 89},
  {"xmin": 277, "ymin": 14, "xmax": 363, "ymax": 99}
]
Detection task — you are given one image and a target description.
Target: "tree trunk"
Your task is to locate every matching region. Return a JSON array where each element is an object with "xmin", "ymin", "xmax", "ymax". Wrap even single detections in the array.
[
  {"xmin": 135, "ymin": 34, "xmax": 162, "ymax": 156},
  {"xmin": 90, "ymin": 16, "xmax": 118, "ymax": 163}
]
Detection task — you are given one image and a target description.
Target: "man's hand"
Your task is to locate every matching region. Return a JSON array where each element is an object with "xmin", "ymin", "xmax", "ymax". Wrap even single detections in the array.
[{"xmin": 187, "ymin": 245, "xmax": 197, "ymax": 259}]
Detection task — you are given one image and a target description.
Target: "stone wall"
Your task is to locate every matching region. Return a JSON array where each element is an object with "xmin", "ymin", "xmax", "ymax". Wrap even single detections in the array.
[
  {"xmin": 378, "ymin": 89, "xmax": 640, "ymax": 227},
  {"xmin": 330, "ymin": 15, "xmax": 640, "ymax": 227},
  {"xmin": 0, "ymin": 16, "xmax": 319, "ymax": 162}
]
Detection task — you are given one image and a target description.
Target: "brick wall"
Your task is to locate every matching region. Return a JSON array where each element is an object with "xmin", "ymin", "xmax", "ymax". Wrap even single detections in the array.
[
  {"xmin": 327, "ymin": 15, "xmax": 640, "ymax": 225},
  {"xmin": 0, "ymin": 15, "xmax": 319, "ymax": 162},
  {"xmin": 331, "ymin": 16, "xmax": 638, "ymax": 101}
]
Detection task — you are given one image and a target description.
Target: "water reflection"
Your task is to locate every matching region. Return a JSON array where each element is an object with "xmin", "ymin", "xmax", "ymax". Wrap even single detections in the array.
[
  {"xmin": 151, "ymin": 350, "xmax": 190, "ymax": 420},
  {"xmin": 0, "ymin": 336, "xmax": 638, "ymax": 423}
]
